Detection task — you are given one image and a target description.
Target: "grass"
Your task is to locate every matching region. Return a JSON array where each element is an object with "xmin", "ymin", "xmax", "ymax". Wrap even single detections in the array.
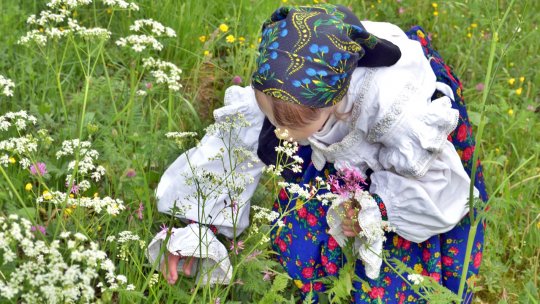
[{"xmin": 0, "ymin": 0, "xmax": 538, "ymax": 303}]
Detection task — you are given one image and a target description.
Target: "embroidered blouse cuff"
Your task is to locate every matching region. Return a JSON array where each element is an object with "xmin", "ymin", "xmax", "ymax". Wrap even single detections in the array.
[
  {"xmin": 326, "ymin": 191, "xmax": 385, "ymax": 279},
  {"xmin": 146, "ymin": 223, "xmax": 232, "ymax": 285}
]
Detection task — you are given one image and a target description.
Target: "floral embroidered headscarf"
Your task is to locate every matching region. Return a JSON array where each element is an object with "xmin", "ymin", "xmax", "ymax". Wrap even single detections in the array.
[{"xmin": 251, "ymin": 4, "xmax": 402, "ymax": 108}]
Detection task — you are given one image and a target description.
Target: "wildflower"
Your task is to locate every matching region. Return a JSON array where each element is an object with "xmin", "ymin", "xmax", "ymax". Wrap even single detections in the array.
[
  {"xmin": 204, "ymin": 50, "xmax": 210, "ymax": 56},
  {"xmin": 142, "ymin": 57, "xmax": 183, "ymax": 91},
  {"xmin": 226, "ymin": 35, "xmax": 236, "ymax": 43},
  {"xmin": 519, "ymin": 76, "xmax": 525, "ymax": 82},
  {"xmin": 229, "ymin": 240, "xmax": 245, "ymax": 255},
  {"xmin": 467, "ymin": 32, "xmax": 472, "ymax": 38},
  {"xmin": 232, "ymin": 76, "xmax": 242, "ymax": 85},
  {"xmin": 515, "ymin": 88, "xmax": 523, "ymax": 95},
  {"xmin": 238, "ymin": 36, "xmax": 245, "ymax": 44},
  {"xmin": 433, "ymin": 11, "xmax": 439, "ymax": 16},
  {"xmin": 0, "ymin": 75, "xmax": 15, "ymax": 97},
  {"xmin": 136, "ymin": 90, "xmax": 147, "ymax": 96},
  {"xmin": 25, "ymin": 183, "xmax": 33, "ymax": 191},
  {"xmin": 136, "ymin": 202, "xmax": 144, "ymax": 220},
  {"xmin": 432, "ymin": 2, "xmax": 438, "ymax": 8},
  {"xmin": 102, "ymin": 0, "xmax": 139, "ymax": 11},
  {"xmin": 199, "ymin": 35, "xmax": 206, "ymax": 42},
  {"xmin": 30, "ymin": 162, "xmax": 47, "ymax": 176},
  {"xmin": 30, "ymin": 225, "xmax": 46, "ymax": 235},
  {"xmin": 527, "ymin": 105, "xmax": 535, "ymax": 112},
  {"xmin": 398, "ymin": 7, "xmax": 405, "ymax": 14},
  {"xmin": 126, "ymin": 168, "xmax": 136, "ymax": 178},
  {"xmin": 471, "ymin": 23, "xmax": 478, "ymax": 28},
  {"xmin": 245, "ymin": 249, "xmax": 263, "ymax": 262},
  {"xmin": 130, "ymin": 19, "xmax": 176, "ymax": 37},
  {"xmin": 475, "ymin": 83, "xmax": 484, "ymax": 92},
  {"xmin": 508, "ymin": 109, "xmax": 514, "ymax": 116},
  {"xmin": 508, "ymin": 78, "xmax": 516, "ymax": 85},
  {"xmin": 219, "ymin": 23, "xmax": 229, "ymax": 33},
  {"xmin": 407, "ymin": 273, "xmax": 424, "ymax": 285},
  {"xmin": 160, "ymin": 223, "xmax": 168, "ymax": 233},
  {"xmin": 42, "ymin": 190, "xmax": 52, "ymax": 200},
  {"xmin": 8, "ymin": 157, "xmax": 16, "ymax": 164}
]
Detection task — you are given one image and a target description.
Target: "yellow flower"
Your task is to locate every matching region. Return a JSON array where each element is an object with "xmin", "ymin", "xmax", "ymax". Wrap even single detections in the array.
[
  {"xmin": 282, "ymin": 0, "xmax": 288, "ymax": 2},
  {"xmin": 433, "ymin": 11, "xmax": 439, "ymax": 16},
  {"xmin": 94, "ymin": 192, "xmax": 99, "ymax": 198},
  {"xmin": 203, "ymin": 50, "xmax": 210, "ymax": 56},
  {"xmin": 69, "ymin": 193, "xmax": 75, "ymax": 198},
  {"xmin": 508, "ymin": 109, "xmax": 514, "ymax": 116},
  {"xmin": 219, "ymin": 23, "xmax": 229, "ymax": 33},
  {"xmin": 467, "ymin": 32, "xmax": 472, "ymax": 38},
  {"xmin": 106, "ymin": 8, "xmax": 112, "ymax": 14},
  {"xmin": 25, "ymin": 183, "xmax": 32, "ymax": 191},
  {"xmin": 432, "ymin": 3, "xmax": 438, "ymax": 8},
  {"xmin": 238, "ymin": 36, "xmax": 246, "ymax": 44},
  {"xmin": 519, "ymin": 76, "xmax": 525, "ymax": 82},
  {"xmin": 361, "ymin": 282, "xmax": 370, "ymax": 292},
  {"xmin": 295, "ymin": 199, "xmax": 304, "ymax": 210},
  {"xmin": 515, "ymin": 88, "xmax": 523, "ymax": 95},
  {"xmin": 43, "ymin": 190, "xmax": 52, "ymax": 200},
  {"xmin": 471, "ymin": 23, "xmax": 478, "ymax": 28},
  {"xmin": 226, "ymin": 35, "xmax": 236, "ymax": 43},
  {"xmin": 64, "ymin": 208, "xmax": 73, "ymax": 216},
  {"xmin": 508, "ymin": 78, "xmax": 515, "ymax": 85},
  {"xmin": 495, "ymin": 148, "xmax": 500, "ymax": 154},
  {"xmin": 536, "ymin": 220, "xmax": 540, "ymax": 229},
  {"xmin": 313, "ymin": 0, "xmax": 319, "ymax": 3},
  {"xmin": 8, "ymin": 157, "xmax": 15, "ymax": 164},
  {"xmin": 414, "ymin": 263, "xmax": 423, "ymax": 273},
  {"xmin": 198, "ymin": 35, "xmax": 206, "ymax": 43}
]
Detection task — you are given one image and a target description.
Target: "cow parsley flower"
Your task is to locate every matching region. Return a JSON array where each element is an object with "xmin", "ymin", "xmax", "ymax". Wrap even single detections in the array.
[
  {"xmin": 0, "ymin": 75, "xmax": 15, "ymax": 97},
  {"xmin": 102, "ymin": 0, "xmax": 139, "ymax": 10},
  {"xmin": 142, "ymin": 57, "xmax": 183, "ymax": 91}
]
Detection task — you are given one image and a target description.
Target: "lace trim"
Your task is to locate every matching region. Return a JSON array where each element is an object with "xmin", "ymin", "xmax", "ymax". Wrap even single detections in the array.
[
  {"xmin": 366, "ymin": 82, "xmax": 417, "ymax": 143},
  {"xmin": 308, "ymin": 68, "xmax": 377, "ymax": 170},
  {"xmin": 383, "ymin": 97, "xmax": 459, "ymax": 178}
]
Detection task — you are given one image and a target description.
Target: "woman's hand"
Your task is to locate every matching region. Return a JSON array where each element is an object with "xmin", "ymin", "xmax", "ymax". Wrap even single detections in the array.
[
  {"xmin": 341, "ymin": 200, "xmax": 362, "ymax": 237},
  {"xmin": 160, "ymin": 251, "xmax": 196, "ymax": 285}
]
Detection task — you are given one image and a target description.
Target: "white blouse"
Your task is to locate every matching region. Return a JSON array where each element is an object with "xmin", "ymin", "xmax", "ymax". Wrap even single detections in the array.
[{"xmin": 146, "ymin": 21, "xmax": 478, "ymax": 283}]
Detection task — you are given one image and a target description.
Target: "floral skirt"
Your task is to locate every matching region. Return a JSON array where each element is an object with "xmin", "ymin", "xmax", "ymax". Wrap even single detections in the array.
[{"xmin": 269, "ymin": 26, "xmax": 488, "ymax": 303}]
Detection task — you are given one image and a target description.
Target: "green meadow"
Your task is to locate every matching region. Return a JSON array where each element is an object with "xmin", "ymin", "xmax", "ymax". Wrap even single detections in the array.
[{"xmin": 0, "ymin": 0, "xmax": 538, "ymax": 303}]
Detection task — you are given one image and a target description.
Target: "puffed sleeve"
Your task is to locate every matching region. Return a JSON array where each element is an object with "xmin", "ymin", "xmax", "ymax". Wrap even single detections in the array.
[{"xmin": 146, "ymin": 85, "xmax": 266, "ymax": 285}]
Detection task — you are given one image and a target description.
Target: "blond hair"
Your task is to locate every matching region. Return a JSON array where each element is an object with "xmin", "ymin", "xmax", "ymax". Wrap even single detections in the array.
[{"xmin": 255, "ymin": 90, "xmax": 351, "ymax": 128}]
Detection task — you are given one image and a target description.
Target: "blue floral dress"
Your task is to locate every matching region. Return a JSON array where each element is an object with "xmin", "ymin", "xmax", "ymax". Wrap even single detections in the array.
[{"xmin": 266, "ymin": 26, "xmax": 487, "ymax": 303}]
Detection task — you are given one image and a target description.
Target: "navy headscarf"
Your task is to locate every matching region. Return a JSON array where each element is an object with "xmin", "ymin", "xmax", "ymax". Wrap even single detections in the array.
[{"xmin": 251, "ymin": 4, "xmax": 402, "ymax": 108}]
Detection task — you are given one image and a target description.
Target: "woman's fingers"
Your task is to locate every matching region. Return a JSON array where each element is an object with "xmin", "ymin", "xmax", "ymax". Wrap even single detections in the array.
[
  {"xmin": 183, "ymin": 256, "xmax": 195, "ymax": 276},
  {"xmin": 165, "ymin": 253, "xmax": 181, "ymax": 285}
]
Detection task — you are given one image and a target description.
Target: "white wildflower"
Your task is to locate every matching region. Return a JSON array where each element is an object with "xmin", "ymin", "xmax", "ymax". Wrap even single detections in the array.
[
  {"xmin": 407, "ymin": 273, "xmax": 425, "ymax": 285},
  {"xmin": 116, "ymin": 35, "xmax": 163, "ymax": 52},
  {"xmin": 130, "ymin": 19, "xmax": 176, "ymax": 37},
  {"xmin": 0, "ymin": 75, "xmax": 15, "ymax": 97},
  {"xmin": 101, "ymin": 0, "xmax": 139, "ymax": 10},
  {"xmin": 142, "ymin": 57, "xmax": 182, "ymax": 91}
]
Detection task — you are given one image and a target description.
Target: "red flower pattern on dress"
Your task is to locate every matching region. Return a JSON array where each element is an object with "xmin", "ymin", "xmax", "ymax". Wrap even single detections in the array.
[
  {"xmin": 328, "ymin": 236, "xmax": 338, "ymax": 250},
  {"xmin": 442, "ymin": 255, "xmax": 453, "ymax": 266},
  {"xmin": 457, "ymin": 124, "xmax": 468, "ymax": 142},
  {"xmin": 325, "ymin": 262, "xmax": 338, "ymax": 275},
  {"xmin": 307, "ymin": 213, "xmax": 318, "ymax": 226},
  {"xmin": 422, "ymin": 248, "xmax": 431, "ymax": 262},
  {"xmin": 462, "ymin": 146, "xmax": 474, "ymax": 161},
  {"xmin": 368, "ymin": 286, "xmax": 385, "ymax": 299},
  {"xmin": 430, "ymin": 272, "xmax": 441, "ymax": 282},
  {"xmin": 279, "ymin": 188, "xmax": 288, "ymax": 200},
  {"xmin": 302, "ymin": 267, "xmax": 314, "ymax": 279},
  {"xmin": 298, "ymin": 207, "xmax": 307, "ymax": 218},
  {"xmin": 473, "ymin": 252, "xmax": 482, "ymax": 268}
]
